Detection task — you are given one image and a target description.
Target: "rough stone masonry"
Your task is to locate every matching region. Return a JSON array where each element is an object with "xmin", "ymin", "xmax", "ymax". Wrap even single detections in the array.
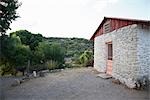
[{"xmin": 94, "ymin": 24, "xmax": 150, "ymax": 88}]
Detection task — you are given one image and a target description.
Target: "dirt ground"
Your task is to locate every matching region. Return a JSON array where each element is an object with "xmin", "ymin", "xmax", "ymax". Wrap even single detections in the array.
[{"xmin": 0, "ymin": 67, "xmax": 149, "ymax": 100}]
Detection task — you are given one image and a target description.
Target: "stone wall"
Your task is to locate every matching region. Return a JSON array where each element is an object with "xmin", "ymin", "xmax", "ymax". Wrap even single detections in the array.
[
  {"xmin": 137, "ymin": 25, "xmax": 150, "ymax": 80},
  {"xmin": 94, "ymin": 24, "xmax": 150, "ymax": 88},
  {"xmin": 94, "ymin": 31, "xmax": 113, "ymax": 72}
]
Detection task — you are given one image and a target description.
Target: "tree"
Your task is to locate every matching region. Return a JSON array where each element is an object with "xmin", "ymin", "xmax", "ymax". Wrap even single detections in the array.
[
  {"xmin": 0, "ymin": 0, "xmax": 21, "ymax": 34},
  {"xmin": 13, "ymin": 45, "xmax": 31, "ymax": 75},
  {"xmin": 0, "ymin": 33, "xmax": 31, "ymax": 75},
  {"xmin": 35, "ymin": 42, "xmax": 66, "ymax": 63},
  {"xmin": 0, "ymin": 34, "xmax": 9, "ymax": 65},
  {"xmin": 33, "ymin": 42, "xmax": 46, "ymax": 64},
  {"xmin": 49, "ymin": 43, "xmax": 66, "ymax": 63},
  {"xmin": 10, "ymin": 30, "xmax": 43, "ymax": 50}
]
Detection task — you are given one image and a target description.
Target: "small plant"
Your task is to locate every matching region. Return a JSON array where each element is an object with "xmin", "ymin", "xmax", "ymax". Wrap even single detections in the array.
[{"xmin": 46, "ymin": 60, "xmax": 59, "ymax": 70}]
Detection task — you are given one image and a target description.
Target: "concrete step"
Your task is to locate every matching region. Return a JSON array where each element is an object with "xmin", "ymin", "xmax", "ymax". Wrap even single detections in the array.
[{"xmin": 96, "ymin": 73, "xmax": 112, "ymax": 79}]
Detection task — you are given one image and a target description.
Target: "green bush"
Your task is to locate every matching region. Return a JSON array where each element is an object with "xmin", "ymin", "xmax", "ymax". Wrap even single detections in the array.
[
  {"xmin": 78, "ymin": 50, "xmax": 93, "ymax": 67},
  {"xmin": 0, "ymin": 63, "xmax": 17, "ymax": 76},
  {"xmin": 46, "ymin": 60, "xmax": 60, "ymax": 70},
  {"xmin": 35, "ymin": 42, "xmax": 65, "ymax": 63},
  {"xmin": 32, "ymin": 42, "xmax": 66, "ymax": 71}
]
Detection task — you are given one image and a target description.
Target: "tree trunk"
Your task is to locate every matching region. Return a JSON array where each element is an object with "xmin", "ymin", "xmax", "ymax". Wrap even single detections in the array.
[{"xmin": 22, "ymin": 70, "xmax": 25, "ymax": 76}]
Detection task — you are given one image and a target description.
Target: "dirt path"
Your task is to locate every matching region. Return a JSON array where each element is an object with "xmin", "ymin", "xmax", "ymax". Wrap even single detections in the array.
[{"xmin": 1, "ymin": 67, "xmax": 149, "ymax": 100}]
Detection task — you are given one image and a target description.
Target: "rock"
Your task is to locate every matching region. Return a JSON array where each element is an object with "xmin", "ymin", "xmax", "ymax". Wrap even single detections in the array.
[
  {"xmin": 33, "ymin": 71, "xmax": 37, "ymax": 77},
  {"xmin": 11, "ymin": 79, "xmax": 20, "ymax": 87},
  {"xmin": 22, "ymin": 76, "xmax": 30, "ymax": 81},
  {"xmin": 20, "ymin": 79, "xmax": 25, "ymax": 83},
  {"xmin": 135, "ymin": 76, "xmax": 149, "ymax": 90},
  {"xmin": 112, "ymin": 79, "xmax": 121, "ymax": 85},
  {"xmin": 126, "ymin": 79, "xmax": 136, "ymax": 88},
  {"xmin": 50, "ymin": 69, "xmax": 61, "ymax": 73},
  {"xmin": 39, "ymin": 72, "xmax": 45, "ymax": 77}
]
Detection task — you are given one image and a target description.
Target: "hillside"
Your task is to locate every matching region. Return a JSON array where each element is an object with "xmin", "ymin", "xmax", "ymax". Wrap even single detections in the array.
[
  {"xmin": 0, "ymin": 30, "xmax": 94, "ymax": 75},
  {"xmin": 45, "ymin": 37, "xmax": 93, "ymax": 59},
  {"xmin": 9, "ymin": 30, "xmax": 93, "ymax": 59}
]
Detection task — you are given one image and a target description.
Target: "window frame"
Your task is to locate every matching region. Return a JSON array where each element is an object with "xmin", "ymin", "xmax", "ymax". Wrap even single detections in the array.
[{"xmin": 107, "ymin": 42, "xmax": 113, "ymax": 60}]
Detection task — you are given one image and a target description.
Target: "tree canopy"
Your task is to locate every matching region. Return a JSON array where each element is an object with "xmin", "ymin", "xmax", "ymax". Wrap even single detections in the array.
[
  {"xmin": 10, "ymin": 30, "xmax": 43, "ymax": 50},
  {"xmin": 0, "ymin": 0, "xmax": 21, "ymax": 34}
]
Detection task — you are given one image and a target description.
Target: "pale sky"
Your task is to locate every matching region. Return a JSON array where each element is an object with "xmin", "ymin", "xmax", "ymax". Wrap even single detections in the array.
[{"xmin": 7, "ymin": 0, "xmax": 150, "ymax": 39}]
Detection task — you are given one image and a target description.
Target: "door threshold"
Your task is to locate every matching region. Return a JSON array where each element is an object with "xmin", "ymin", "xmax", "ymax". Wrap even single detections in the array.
[{"xmin": 96, "ymin": 73, "xmax": 112, "ymax": 79}]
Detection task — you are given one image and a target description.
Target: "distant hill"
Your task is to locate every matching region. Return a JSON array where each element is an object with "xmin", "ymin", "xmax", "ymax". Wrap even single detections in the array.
[{"xmin": 45, "ymin": 37, "xmax": 93, "ymax": 59}]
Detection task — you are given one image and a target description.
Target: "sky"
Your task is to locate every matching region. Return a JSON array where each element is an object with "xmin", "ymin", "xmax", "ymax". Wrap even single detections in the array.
[{"xmin": 7, "ymin": 0, "xmax": 150, "ymax": 39}]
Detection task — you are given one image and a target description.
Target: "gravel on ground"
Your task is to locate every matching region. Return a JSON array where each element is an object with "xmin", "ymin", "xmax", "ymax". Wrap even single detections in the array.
[{"xmin": 0, "ymin": 67, "xmax": 149, "ymax": 100}]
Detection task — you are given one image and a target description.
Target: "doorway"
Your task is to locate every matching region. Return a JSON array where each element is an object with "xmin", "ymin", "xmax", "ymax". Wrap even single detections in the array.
[{"xmin": 106, "ymin": 42, "xmax": 113, "ymax": 75}]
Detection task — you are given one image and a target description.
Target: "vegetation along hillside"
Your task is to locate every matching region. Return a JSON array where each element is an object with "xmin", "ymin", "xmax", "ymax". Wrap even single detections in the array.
[
  {"xmin": 45, "ymin": 37, "xmax": 93, "ymax": 60},
  {"xmin": 0, "ymin": 30, "xmax": 93, "ymax": 76}
]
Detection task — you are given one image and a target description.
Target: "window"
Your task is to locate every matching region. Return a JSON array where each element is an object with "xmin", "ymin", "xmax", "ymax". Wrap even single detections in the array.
[
  {"xmin": 108, "ymin": 43, "xmax": 113, "ymax": 60},
  {"xmin": 103, "ymin": 21, "xmax": 111, "ymax": 33}
]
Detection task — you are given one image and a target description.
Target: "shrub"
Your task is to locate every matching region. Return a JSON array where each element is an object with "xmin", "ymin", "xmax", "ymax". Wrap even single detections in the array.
[
  {"xmin": 32, "ymin": 42, "xmax": 66, "ymax": 71},
  {"xmin": 46, "ymin": 60, "xmax": 60, "ymax": 70},
  {"xmin": 1, "ymin": 63, "xmax": 17, "ymax": 76},
  {"xmin": 78, "ymin": 50, "xmax": 93, "ymax": 67}
]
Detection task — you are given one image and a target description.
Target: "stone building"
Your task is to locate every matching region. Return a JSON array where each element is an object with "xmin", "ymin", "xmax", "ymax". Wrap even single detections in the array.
[{"xmin": 90, "ymin": 17, "xmax": 150, "ymax": 88}]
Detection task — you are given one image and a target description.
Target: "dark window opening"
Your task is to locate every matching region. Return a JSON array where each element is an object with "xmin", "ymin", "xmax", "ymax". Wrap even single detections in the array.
[{"xmin": 108, "ymin": 44, "xmax": 112, "ymax": 60}]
